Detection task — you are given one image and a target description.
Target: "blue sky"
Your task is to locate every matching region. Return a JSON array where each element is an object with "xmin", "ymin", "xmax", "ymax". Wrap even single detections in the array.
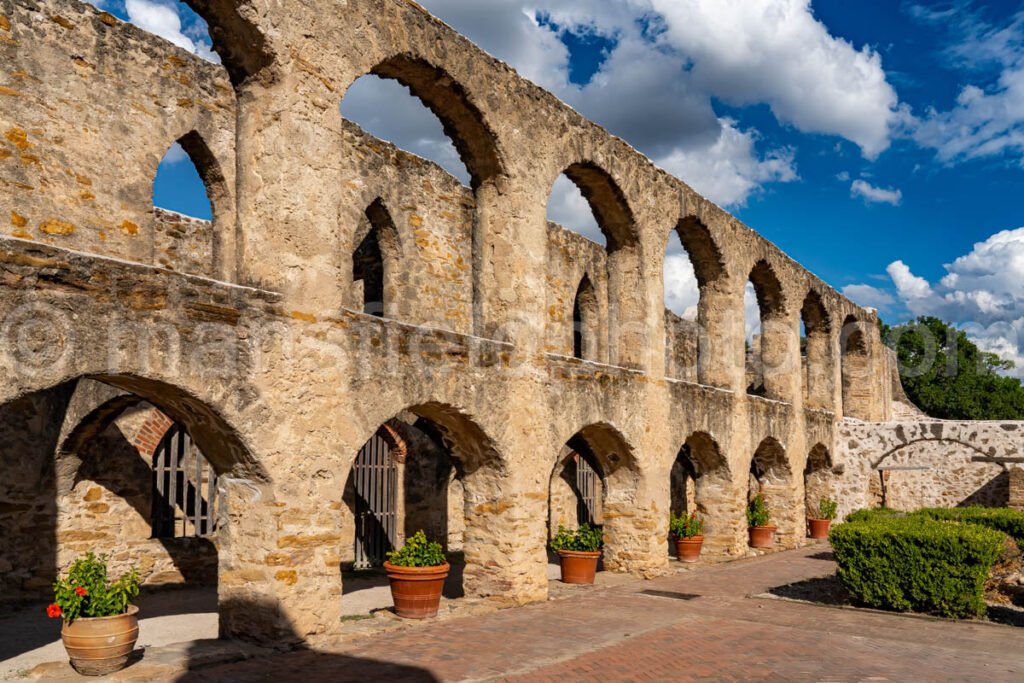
[{"xmin": 110, "ymin": 0, "xmax": 1024, "ymax": 373}]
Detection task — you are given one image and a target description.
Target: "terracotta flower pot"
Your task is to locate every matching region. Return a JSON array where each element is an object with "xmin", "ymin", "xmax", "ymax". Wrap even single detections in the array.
[
  {"xmin": 674, "ymin": 535, "xmax": 704, "ymax": 563},
  {"xmin": 748, "ymin": 525, "xmax": 777, "ymax": 549},
  {"xmin": 808, "ymin": 518, "xmax": 832, "ymax": 540},
  {"xmin": 61, "ymin": 604, "xmax": 139, "ymax": 676},
  {"xmin": 558, "ymin": 549, "xmax": 600, "ymax": 584},
  {"xmin": 384, "ymin": 561, "xmax": 450, "ymax": 619}
]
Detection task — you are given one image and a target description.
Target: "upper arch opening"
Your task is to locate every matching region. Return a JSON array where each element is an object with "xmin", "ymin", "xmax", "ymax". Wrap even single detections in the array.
[
  {"xmin": 341, "ymin": 55, "xmax": 503, "ymax": 190},
  {"xmin": 555, "ymin": 163, "xmax": 637, "ymax": 252}
]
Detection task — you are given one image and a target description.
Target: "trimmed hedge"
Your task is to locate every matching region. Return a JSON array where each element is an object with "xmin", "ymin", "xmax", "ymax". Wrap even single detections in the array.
[
  {"xmin": 830, "ymin": 515, "xmax": 1004, "ymax": 618},
  {"xmin": 844, "ymin": 507, "xmax": 901, "ymax": 523},
  {"xmin": 844, "ymin": 507, "xmax": 1024, "ymax": 544},
  {"xmin": 915, "ymin": 507, "xmax": 1024, "ymax": 545}
]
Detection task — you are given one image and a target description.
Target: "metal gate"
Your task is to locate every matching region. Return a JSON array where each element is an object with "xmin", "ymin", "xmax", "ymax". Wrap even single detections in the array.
[
  {"xmin": 576, "ymin": 454, "xmax": 599, "ymax": 526},
  {"xmin": 152, "ymin": 424, "xmax": 218, "ymax": 538},
  {"xmin": 353, "ymin": 432, "xmax": 398, "ymax": 569}
]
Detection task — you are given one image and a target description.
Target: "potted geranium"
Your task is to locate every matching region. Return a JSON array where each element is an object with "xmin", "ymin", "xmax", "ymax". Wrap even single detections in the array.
[
  {"xmin": 669, "ymin": 512, "xmax": 704, "ymax": 562},
  {"xmin": 383, "ymin": 530, "xmax": 450, "ymax": 619},
  {"xmin": 48, "ymin": 553, "xmax": 140, "ymax": 676},
  {"xmin": 747, "ymin": 494, "xmax": 776, "ymax": 548},
  {"xmin": 550, "ymin": 523, "xmax": 603, "ymax": 584},
  {"xmin": 807, "ymin": 496, "xmax": 838, "ymax": 540}
]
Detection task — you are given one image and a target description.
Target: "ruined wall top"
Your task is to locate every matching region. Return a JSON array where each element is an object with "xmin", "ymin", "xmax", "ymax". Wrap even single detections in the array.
[{"xmin": 1, "ymin": 0, "xmax": 891, "ymax": 418}]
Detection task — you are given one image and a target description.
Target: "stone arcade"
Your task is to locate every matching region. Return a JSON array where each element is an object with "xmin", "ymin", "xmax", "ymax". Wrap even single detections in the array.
[{"xmin": 1, "ymin": 0, "xmax": 1021, "ymax": 645}]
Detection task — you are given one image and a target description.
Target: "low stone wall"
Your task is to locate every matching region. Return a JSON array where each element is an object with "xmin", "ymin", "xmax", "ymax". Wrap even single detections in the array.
[
  {"xmin": 835, "ymin": 420, "xmax": 1024, "ymax": 518},
  {"xmin": 153, "ymin": 208, "xmax": 215, "ymax": 278}
]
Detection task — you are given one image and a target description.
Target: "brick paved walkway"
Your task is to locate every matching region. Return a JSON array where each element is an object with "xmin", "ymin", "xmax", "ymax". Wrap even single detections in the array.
[{"xmin": 28, "ymin": 546, "xmax": 1024, "ymax": 682}]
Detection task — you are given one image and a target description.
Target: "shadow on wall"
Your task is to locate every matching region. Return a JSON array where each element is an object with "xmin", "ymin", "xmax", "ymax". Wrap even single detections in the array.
[
  {"xmin": 176, "ymin": 598, "xmax": 440, "ymax": 682},
  {"xmin": 961, "ymin": 471, "xmax": 1010, "ymax": 507}
]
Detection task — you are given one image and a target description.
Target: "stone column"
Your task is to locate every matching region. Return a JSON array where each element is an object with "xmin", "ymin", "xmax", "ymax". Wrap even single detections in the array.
[
  {"xmin": 217, "ymin": 479, "xmax": 342, "ymax": 644},
  {"xmin": 1009, "ymin": 467, "xmax": 1024, "ymax": 511},
  {"xmin": 698, "ymin": 280, "xmax": 746, "ymax": 393},
  {"xmin": 232, "ymin": 76, "xmax": 345, "ymax": 316}
]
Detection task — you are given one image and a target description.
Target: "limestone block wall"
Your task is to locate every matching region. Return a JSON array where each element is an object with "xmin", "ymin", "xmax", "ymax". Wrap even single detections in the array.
[
  {"xmin": 153, "ymin": 208, "xmax": 215, "ymax": 278},
  {"xmin": 0, "ymin": 0, "xmax": 236, "ymax": 279},
  {"xmin": 339, "ymin": 121, "xmax": 475, "ymax": 334},
  {"xmin": 664, "ymin": 311, "xmax": 698, "ymax": 382},
  {"xmin": 836, "ymin": 420, "xmax": 1024, "ymax": 518},
  {"xmin": 0, "ymin": 0, "xmax": 926, "ymax": 647},
  {"xmin": 545, "ymin": 224, "xmax": 610, "ymax": 360}
]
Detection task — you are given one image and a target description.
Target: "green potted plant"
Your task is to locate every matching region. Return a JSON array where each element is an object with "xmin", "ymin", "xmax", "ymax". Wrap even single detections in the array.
[
  {"xmin": 48, "ymin": 553, "xmax": 140, "ymax": 676},
  {"xmin": 808, "ymin": 496, "xmax": 838, "ymax": 539},
  {"xmin": 669, "ymin": 512, "xmax": 704, "ymax": 562},
  {"xmin": 550, "ymin": 523, "xmax": 603, "ymax": 584},
  {"xmin": 383, "ymin": 530, "xmax": 450, "ymax": 619},
  {"xmin": 747, "ymin": 494, "xmax": 776, "ymax": 548}
]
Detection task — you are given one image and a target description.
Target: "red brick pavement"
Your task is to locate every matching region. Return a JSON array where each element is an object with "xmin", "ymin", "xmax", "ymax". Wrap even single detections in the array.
[{"xmin": 180, "ymin": 547, "xmax": 1024, "ymax": 682}]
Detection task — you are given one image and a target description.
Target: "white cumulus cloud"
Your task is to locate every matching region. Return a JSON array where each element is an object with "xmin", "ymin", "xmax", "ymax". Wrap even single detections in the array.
[
  {"xmin": 842, "ymin": 283, "xmax": 895, "ymax": 310},
  {"xmin": 94, "ymin": 0, "xmax": 219, "ymax": 62},
  {"xmin": 850, "ymin": 179, "xmax": 903, "ymax": 206},
  {"xmin": 647, "ymin": 0, "xmax": 901, "ymax": 159},
  {"xmin": 879, "ymin": 229, "xmax": 1024, "ymax": 376},
  {"xmin": 658, "ymin": 120, "xmax": 798, "ymax": 208},
  {"xmin": 907, "ymin": 7, "xmax": 1024, "ymax": 166}
]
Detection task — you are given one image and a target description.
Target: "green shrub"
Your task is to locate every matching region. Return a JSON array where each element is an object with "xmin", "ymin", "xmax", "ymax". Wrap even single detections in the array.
[
  {"xmin": 830, "ymin": 516, "xmax": 1004, "ymax": 618},
  {"xmin": 387, "ymin": 530, "xmax": 446, "ymax": 568},
  {"xmin": 669, "ymin": 512, "xmax": 704, "ymax": 539},
  {"xmin": 844, "ymin": 507, "xmax": 902, "ymax": 523},
  {"xmin": 812, "ymin": 497, "xmax": 838, "ymax": 521},
  {"xmin": 915, "ymin": 507, "xmax": 1024, "ymax": 545},
  {"xmin": 550, "ymin": 523, "xmax": 603, "ymax": 552},
  {"xmin": 50, "ymin": 553, "xmax": 139, "ymax": 622},
  {"xmin": 746, "ymin": 494, "xmax": 772, "ymax": 527}
]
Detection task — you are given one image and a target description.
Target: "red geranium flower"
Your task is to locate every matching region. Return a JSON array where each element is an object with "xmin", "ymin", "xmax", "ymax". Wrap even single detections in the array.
[
  {"xmin": 46, "ymin": 603, "xmax": 62, "ymax": 618},
  {"xmin": 74, "ymin": 586, "xmax": 87, "ymax": 596}
]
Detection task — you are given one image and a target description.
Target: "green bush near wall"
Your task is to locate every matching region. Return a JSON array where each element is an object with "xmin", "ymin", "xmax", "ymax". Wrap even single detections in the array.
[
  {"xmin": 844, "ymin": 506, "xmax": 1024, "ymax": 544},
  {"xmin": 830, "ymin": 515, "xmax": 1005, "ymax": 618},
  {"xmin": 915, "ymin": 507, "xmax": 1024, "ymax": 545}
]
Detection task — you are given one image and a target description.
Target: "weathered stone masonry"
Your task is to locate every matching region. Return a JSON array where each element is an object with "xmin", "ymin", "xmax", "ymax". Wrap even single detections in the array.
[{"xmin": 1, "ymin": 0, "xmax": 1020, "ymax": 646}]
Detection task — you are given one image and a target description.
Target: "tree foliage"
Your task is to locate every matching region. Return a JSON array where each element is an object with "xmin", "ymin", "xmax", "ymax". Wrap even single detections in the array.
[{"xmin": 883, "ymin": 316, "xmax": 1024, "ymax": 420}]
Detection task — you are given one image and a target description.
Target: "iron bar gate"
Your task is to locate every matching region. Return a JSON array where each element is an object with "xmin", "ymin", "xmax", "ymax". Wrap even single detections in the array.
[
  {"xmin": 152, "ymin": 424, "xmax": 218, "ymax": 538},
  {"xmin": 576, "ymin": 454, "xmax": 599, "ymax": 526},
  {"xmin": 353, "ymin": 433, "xmax": 398, "ymax": 569}
]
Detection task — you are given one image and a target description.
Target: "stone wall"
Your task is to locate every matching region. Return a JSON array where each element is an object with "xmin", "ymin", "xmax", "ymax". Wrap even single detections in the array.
[
  {"xmin": 835, "ymin": 420, "xmax": 1024, "ymax": 518},
  {"xmin": 0, "ymin": 0, "xmax": 236, "ymax": 279},
  {"xmin": 153, "ymin": 208, "xmax": 215, "ymax": 278},
  {"xmin": 0, "ymin": 0, "xmax": 923, "ymax": 646}
]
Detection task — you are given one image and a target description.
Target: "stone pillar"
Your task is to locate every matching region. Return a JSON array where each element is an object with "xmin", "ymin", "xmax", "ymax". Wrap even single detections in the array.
[
  {"xmin": 217, "ymin": 480, "xmax": 342, "ymax": 644},
  {"xmin": 472, "ymin": 181, "xmax": 548, "ymax": 353},
  {"xmin": 1009, "ymin": 467, "xmax": 1024, "ymax": 511},
  {"xmin": 698, "ymin": 281, "xmax": 746, "ymax": 393},
  {"xmin": 233, "ymin": 76, "xmax": 345, "ymax": 316}
]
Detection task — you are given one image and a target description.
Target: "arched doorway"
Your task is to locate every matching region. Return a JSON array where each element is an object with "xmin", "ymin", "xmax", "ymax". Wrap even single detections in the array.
[
  {"xmin": 745, "ymin": 261, "xmax": 789, "ymax": 400},
  {"xmin": 804, "ymin": 443, "xmax": 833, "ymax": 527},
  {"xmin": 548, "ymin": 423, "xmax": 639, "ymax": 576},
  {"xmin": 0, "ymin": 375, "xmax": 264, "ymax": 658},
  {"xmin": 749, "ymin": 437, "xmax": 797, "ymax": 547},
  {"xmin": 671, "ymin": 432, "xmax": 735, "ymax": 556},
  {"xmin": 341, "ymin": 403, "xmax": 506, "ymax": 612},
  {"xmin": 546, "ymin": 164, "xmax": 644, "ymax": 368}
]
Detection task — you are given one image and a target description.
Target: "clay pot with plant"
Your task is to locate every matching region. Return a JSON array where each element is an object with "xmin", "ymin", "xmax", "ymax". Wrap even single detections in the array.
[
  {"xmin": 747, "ymin": 494, "xmax": 777, "ymax": 549},
  {"xmin": 808, "ymin": 496, "xmax": 838, "ymax": 540},
  {"xmin": 48, "ymin": 553, "xmax": 141, "ymax": 676},
  {"xmin": 669, "ymin": 512, "xmax": 705, "ymax": 562},
  {"xmin": 551, "ymin": 523, "xmax": 603, "ymax": 584},
  {"xmin": 384, "ymin": 530, "xmax": 450, "ymax": 619}
]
